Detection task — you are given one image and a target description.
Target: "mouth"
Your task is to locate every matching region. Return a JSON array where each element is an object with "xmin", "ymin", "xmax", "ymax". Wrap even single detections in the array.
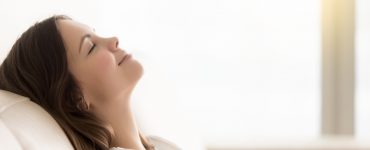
[{"xmin": 118, "ymin": 54, "xmax": 131, "ymax": 65}]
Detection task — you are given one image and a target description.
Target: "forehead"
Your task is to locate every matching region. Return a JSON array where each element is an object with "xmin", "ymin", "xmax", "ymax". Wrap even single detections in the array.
[{"xmin": 56, "ymin": 20, "xmax": 92, "ymax": 56}]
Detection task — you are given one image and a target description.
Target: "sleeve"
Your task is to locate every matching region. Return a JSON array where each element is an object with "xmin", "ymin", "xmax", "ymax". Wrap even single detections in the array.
[
  {"xmin": 147, "ymin": 136, "xmax": 182, "ymax": 150},
  {"xmin": 109, "ymin": 147, "xmax": 127, "ymax": 150},
  {"xmin": 109, "ymin": 136, "xmax": 181, "ymax": 150}
]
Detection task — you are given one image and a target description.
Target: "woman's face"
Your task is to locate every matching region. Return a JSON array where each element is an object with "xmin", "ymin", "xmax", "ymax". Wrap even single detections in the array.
[{"xmin": 57, "ymin": 19, "xmax": 143, "ymax": 103}]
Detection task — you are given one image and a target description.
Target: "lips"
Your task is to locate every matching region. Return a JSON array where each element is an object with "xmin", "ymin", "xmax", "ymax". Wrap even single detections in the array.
[{"xmin": 118, "ymin": 54, "xmax": 130, "ymax": 65}]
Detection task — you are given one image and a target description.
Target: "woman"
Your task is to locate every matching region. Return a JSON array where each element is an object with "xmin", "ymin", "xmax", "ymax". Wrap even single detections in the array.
[{"xmin": 0, "ymin": 15, "xmax": 172, "ymax": 150}]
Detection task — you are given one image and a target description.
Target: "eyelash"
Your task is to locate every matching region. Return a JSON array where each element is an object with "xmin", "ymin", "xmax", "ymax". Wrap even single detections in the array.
[{"xmin": 88, "ymin": 44, "xmax": 96, "ymax": 55}]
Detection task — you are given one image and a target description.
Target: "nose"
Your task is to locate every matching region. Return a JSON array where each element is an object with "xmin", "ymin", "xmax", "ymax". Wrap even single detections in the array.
[{"xmin": 106, "ymin": 36, "xmax": 119, "ymax": 52}]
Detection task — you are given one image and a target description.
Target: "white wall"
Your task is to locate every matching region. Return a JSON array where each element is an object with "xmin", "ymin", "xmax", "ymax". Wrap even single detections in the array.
[
  {"xmin": 0, "ymin": 0, "xmax": 101, "ymax": 62},
  {"xmin": 356, "ymin": 0, "xmax": 370, "ymax": 139}
]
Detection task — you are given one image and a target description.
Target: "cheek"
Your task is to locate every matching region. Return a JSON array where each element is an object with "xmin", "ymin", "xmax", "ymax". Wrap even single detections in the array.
[
  {"xmin": 81, "ymin": 52, "xmax": 116, "ymax": 85},
  {"xmin": 92, "ymin": 52, "xmax": 116, "ymax": 73}
]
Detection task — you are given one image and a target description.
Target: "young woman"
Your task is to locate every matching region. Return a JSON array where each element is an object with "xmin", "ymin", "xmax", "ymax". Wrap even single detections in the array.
[{"xmin": 0, "ymin": 15, "xmax": 176, "ymax": 150}]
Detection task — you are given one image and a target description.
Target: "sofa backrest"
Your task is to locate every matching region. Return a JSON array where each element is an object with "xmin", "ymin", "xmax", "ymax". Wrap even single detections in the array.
[{"xmin": 0, "ymin": 90, "xmax": 74, "ymax": 150}]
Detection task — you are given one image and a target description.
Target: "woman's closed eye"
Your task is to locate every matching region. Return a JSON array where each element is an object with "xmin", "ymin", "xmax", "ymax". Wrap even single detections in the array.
[{"xmin": 88, "ymin": 44, "xmax": 96, "ymax": 55}]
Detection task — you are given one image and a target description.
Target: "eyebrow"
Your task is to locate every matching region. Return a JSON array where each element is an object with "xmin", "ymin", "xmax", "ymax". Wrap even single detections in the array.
[{"xmin": 78, "ymin": 34, "xmax": 92, "ymax": 54}]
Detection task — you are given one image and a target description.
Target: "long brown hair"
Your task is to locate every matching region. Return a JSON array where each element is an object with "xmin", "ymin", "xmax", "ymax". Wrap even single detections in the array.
[{"xmin": 0, "ymin": 15, "xmax": 153, "ymax": 150}]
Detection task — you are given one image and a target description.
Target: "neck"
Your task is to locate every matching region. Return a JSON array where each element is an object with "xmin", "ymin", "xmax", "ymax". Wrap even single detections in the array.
[
  {"xmin": 88, "ymin": 91, "xmax": 145, "ymax": 150},
  {"xmin": 109, "ymin": 105, "xmax": 145, "ymax": 149}
]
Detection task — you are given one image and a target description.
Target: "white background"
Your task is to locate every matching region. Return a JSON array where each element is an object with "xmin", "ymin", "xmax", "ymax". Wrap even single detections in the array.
[{"xmin": 111, "ymin": 0, "xmax": 321, "ymax": 145}]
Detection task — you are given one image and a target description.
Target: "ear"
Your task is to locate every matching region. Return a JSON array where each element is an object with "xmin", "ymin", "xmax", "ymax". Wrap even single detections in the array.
[{"xmin": 76, "ymin": 95, "xmax": 90, "ymax": 111}]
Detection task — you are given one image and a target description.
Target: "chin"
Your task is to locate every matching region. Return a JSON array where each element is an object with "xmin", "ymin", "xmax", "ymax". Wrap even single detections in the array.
[
  {"xmin": 133, "ymin": 60, "xmax": 144, "ymax": 81},
  {"xmin": 122, "ymin": 58, "xmax": 144, "ymax": 86}
]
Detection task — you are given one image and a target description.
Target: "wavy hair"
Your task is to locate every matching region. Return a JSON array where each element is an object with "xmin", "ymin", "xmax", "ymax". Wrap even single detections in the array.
[{"xmin": 0, "ymin": 15, "xmax": 154, "ymax": 150}]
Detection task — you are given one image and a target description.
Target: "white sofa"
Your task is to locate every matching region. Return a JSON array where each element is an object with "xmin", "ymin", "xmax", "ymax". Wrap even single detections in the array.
[
  {"xmin": 0, "ymin": 90, "xmax": 74, "ymax": 150},
  {"xmin": 0, "ymin": 90, "xmax": 204, "ymax": 150}
]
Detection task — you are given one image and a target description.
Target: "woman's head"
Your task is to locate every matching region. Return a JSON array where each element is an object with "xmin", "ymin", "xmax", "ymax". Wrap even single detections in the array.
[
  {"xmin": 0, "ymin": 15, "xmax": 146, "ymax": 150},
  {"xmin": 57, "ymin": 19, "xmax": 143, "ymax": 107}
]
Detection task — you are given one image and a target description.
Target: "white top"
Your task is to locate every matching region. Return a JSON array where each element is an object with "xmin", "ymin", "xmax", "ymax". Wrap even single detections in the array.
[{"xmin": 109, "ymin": 136, "xmax": 181, "ymax": 150}]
